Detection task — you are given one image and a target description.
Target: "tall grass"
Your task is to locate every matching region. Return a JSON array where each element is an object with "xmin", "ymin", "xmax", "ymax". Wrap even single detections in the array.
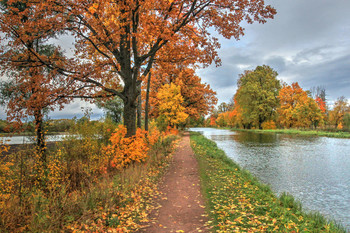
[{"xmin": 0, "ymin": 119, "xmax": 178, "ymax": 232}]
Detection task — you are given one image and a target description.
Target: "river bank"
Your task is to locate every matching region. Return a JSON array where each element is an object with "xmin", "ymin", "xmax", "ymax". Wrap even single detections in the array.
[
  {"xmin": 0, "ymin": 125, "xmax": 179, "ymax": 232},
  {"xmin": 190, "ymin": 132, "xmax": 347, "ymax": 232},
  {"xmin": 223, "ymin": 128, "xmax": 350, "ymax": 138}
]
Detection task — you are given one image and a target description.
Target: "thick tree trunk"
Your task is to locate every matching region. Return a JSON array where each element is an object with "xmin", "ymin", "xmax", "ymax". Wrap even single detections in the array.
[
  {"xmin": 123, "ymin": 98, "xmax": 137, "ymax": 137},
  {"xmin": 34, "ymin": 109, "xmax": 46, "ymax": 162},
  {"xmin": 145, "ymin": 72, "xmax": 151, "ymax": 131},
  {"xmin": 121, "ymin": 62, "xmax": 139, "ymax": 137}
]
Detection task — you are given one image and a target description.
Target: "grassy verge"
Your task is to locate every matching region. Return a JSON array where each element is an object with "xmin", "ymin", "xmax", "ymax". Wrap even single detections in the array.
[
  {"xmin": 224, "ymin": 128, "xmax": 350, "ymax": 138},
  {"xmin": 190, "ymin": 132, "xmax": 347, "ymax": 232}
]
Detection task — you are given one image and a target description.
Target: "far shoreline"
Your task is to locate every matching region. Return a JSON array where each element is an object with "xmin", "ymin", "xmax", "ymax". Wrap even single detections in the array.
[{"xmin": 201, "ymin": 127, "xmax": 350, "ymax": 139}]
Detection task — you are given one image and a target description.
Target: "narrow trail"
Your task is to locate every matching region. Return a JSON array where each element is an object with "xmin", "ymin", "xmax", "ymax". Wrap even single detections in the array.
[{"xmin": 140, "ymin": 132, "xmax": 210, "ymax": 233}]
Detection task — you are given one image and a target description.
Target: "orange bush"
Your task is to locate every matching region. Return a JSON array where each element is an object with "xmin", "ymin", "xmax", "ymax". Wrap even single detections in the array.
[
  {"xmin": 337, "ymin": 122, "xmax": 343, "ymax": 129},
  {"xmin": 147, "ymin": 126, "xmax": 161, "ymax": 146},
  {"xmin": 104, "ymin": 125, "xmax": 149, "ymax": 170},
  {"xmin": 164, "ymin": 126, "xmax": 179, "ymax": 136},
  {"xmin": 210, "ymin": 116, "xmax": 216, "ymax": 127},
  {"xmin": 261, "ymin": 121, "xmax": 277, "ymax": 130}
]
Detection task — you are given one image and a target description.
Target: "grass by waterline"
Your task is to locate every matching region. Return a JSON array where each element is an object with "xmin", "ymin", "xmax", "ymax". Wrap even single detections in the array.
[
  {"xmin": 224, "ymin": 128, "xmax": 350, "ymax": 138},
  {"xmin": 190, "ymin": 132, "xmax": 347, "ymax": 232}
]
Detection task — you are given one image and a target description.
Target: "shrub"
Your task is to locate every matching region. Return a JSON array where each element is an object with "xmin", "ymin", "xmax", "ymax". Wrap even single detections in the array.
[
  {"xmin": 262, "ymin": 120, "xmax": 277, "ymax": 129},
  {"xmin": 104, "ymin": 125, "xmax": 149, "ymax": 170},
  {"xmin": 0, "ymin": 119, "xmax": 179, "ymax": 232}
]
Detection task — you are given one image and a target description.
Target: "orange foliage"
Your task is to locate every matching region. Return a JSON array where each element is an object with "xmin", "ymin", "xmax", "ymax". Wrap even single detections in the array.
[
  {"xmin": 156, "ymin": 83, "xmax": 189, "ymax": 127},
  {"xmin": 103, "ymin": 124, "xmax": 166, "ymax": 170},
  {"xmin": 278, "ymin": 83, "xmax": 323, "ymax": 128},
  {"xmin": 0, "ymin": 0, "xmax": 276, "ymax": 136},
  {"xmin": 0, "ymin": 144, "xmax": 14, "ymax": 197},
  {"xmin": 278, "ymin": 82, "xmax": 307, "ymax": 128},
  {"xmin": 315, "ymin": 96, "xmax": 326, "ymax": 113},
  {"xmin": 216, "ymin": 112, "xmax": 229, "ymax": 127},
  {"xmin": 147, "ymin": 126, "xmax": 161, "ymax": 146},
  {"xmin": 261, "ymin": 121, "xmax": 277, "ymax": 130},
  {"xmin": 215, "ymin": 103, "xmax": 247, "ymax": 128},
  {"xmin": 104, "ymin": 125, "xmax": 149, "ymax": 170},
  {"xmin": 337, "ymin": 122, "xmax": 343, "ymax": 129},
  {"xmin": 329, "ymin": 96, "xmax": 349, "ymax": 127},
  {"xmin": 165, "ymin": 126, "xmax": 179, "ymax": 136},
  {"xmin": 146, "ymin": 65, "xmax": 217, "ymax": 121},
  {"xmin": 210, "ymin": 116, "xmax": 217, "ymax": 127}
]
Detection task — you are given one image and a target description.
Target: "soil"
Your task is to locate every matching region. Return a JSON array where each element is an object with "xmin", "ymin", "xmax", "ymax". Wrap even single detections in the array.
[{"xmin": 139, "ymin": 132, "xmax": 210, "ymax": 233}]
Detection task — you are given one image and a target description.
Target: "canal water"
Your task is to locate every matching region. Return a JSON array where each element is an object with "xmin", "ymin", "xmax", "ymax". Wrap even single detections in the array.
[
  {"xmin": 0, "ymin": 134, "xmax": 69, "ymax": 145},
  {"xmin": 190, "ymin": 128, "xmax": 350, "ymax": 229}
]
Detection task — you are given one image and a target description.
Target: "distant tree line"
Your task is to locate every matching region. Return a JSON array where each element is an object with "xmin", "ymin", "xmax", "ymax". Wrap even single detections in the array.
[
  {"xmin": 209, "ymin": 65, "xmax": 350, "ymax": 130},
  {"xmin": 0, "ymin": 118, "xmax": 103, "ymax": 134}
]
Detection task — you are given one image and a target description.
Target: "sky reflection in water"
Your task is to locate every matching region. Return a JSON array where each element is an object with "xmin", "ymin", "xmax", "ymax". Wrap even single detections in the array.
[{"xmin": 190, "ymin": 128, "xmax": 350, "ymax": 229}]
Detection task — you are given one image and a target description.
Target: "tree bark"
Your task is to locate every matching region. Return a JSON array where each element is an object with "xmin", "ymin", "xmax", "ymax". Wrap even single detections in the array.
[
  {"xmin": 137, "ymin": 85, "xmax": 142, "ymax": 129},
  {"xmin": 123, "ymin": 78, "xmax": 138, "ymax": 137},
  {"xmin": 34, "ymin": 109, "xmax": 46, "ymax": 162},
  {"xmin": 145, "ymin": 72, "xmax": 151, "ymax": 131},
  {"xmin": 123, "ymin": 101, "xmax": 137, "ymax": 137}
]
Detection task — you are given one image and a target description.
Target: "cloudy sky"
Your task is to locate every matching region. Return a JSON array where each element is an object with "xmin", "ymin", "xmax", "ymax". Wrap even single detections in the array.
[
  {"xmin": 1, "ymin": 0, "xmax": 349, "ymax": 119},
  {"xmin": 198, "ymin": 0, "xmax": 350, "ymax": 105}
]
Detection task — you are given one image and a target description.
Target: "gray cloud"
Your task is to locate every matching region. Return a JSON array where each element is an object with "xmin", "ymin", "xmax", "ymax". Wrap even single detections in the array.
[
  {"xmin": 48, "ymin": 100, "xmax": 104, "ymax": 120},
  {"xmin": 1, "ymin": 0, "xmax": 349, "ymax": 119},
  {"xmin": 200, "ymin": 0, "xmax": 350, "ymax": 105},
  {"xmin": 0, "ymin": 100, "xmax": 104, "ymax": 120}
]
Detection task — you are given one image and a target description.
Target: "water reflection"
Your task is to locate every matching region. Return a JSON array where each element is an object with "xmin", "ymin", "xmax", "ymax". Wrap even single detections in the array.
[
  {"xmin": 190, "ymin": 128, "xmax": 350, "ymax": 229},
  {"xmin": 0, "ymin": 134, "xmax": 70, "ymax": 145}
]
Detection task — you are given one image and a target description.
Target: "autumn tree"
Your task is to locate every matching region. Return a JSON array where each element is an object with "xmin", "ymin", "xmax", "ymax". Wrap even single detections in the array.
[
  {"xmin": 209, "ymin": 116, "xmax": 217, "ymax": 127},
  {"xmin": 295, "ymin": 97, "xmax": 324, "ymax": 128},
  {"xmin": 0, "ymin": 47, "xmax": 76, "ymax": 158},
  {"xmin": 0, "ymin": 0, "xmax": 276, "ymax": 136},
  {"xmin": 329, "ymin": 96, "xmax": 349, "ymax": 128},
  {"xmin": 0, "ymin": 2, "xmax": 78, "ymax": 158},
  {"xmin": 234, "ymin": 65, "xmax": 281, "ymax": 129},
  {"xmin": 156, "ymin": 83, "xmax": 188, "ymax": 129},
  {"xmin": 277, "ymin": 82, "xmax": 323, "ymax": 128},
  {"xmin": 146, "ymin": 65, "xmax": 217, "ymax": 125},
  {"xmin": 310, "ymin": 86, "xmax": 327, "ymax": 121},
  {"xmin": 215, "ymin": 101, "xmax": 237, "ymax": 127},
  {"xmin": 343, "ymin": 113, "xmax": 350, "ymax": 129},
  {"xmin": 315, "ymin": 96, "xmax": 327, "ymax": 113},
  {"xmin": 142, "ymin": 31, "xmax": 222, "ymax": 130},
  {"xmin": 217, "ymin": 102, "xmax": 230, "ymax": 114},
  {"xmin": 216, "ymin": 111, "xmax": 229, "ymax": 127}
]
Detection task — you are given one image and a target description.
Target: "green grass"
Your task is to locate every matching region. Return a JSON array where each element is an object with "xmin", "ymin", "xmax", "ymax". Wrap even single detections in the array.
[
  {"xmin": 226, "ymin": 128, "xmax": 350, "ymax": 138},
  {"xmin": 190, "ymin": 132, "xmax": 347, "ymax": 232}
]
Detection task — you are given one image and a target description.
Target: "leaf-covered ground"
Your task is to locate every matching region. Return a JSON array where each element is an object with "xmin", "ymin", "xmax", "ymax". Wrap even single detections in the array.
[
  {"xmin": 139, "ymin": 133, "xmax": 210, "ymax": 233},
  {"xmin": 67, "ymin": 163, "xmax": 166, "ymax": 232},
  {"xmin": 66, "ymin": 137, "xmax": 180, "ymax": 232},
  {"xmin": 190, "ymin": 132, "xmax": 346, "ymax": 233}
]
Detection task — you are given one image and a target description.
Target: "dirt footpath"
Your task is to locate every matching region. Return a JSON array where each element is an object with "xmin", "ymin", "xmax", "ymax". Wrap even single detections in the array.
[{"xmin": 140, "ymin": 132, "xmax": 210, "ymax": 233}]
